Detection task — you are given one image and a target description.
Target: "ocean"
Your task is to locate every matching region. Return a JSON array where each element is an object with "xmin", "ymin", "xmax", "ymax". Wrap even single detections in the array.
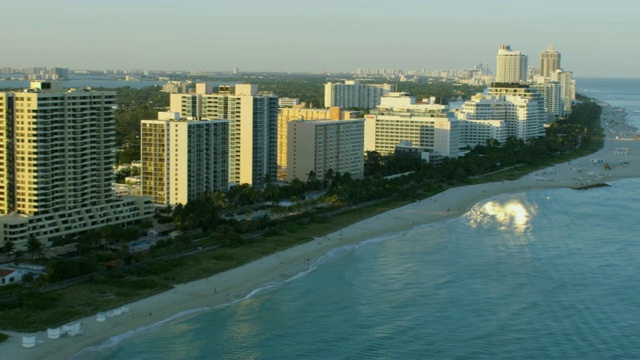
[
  {"xmin": 74, "ymin": 78, "xmax": 640, "ymax": 359},
  {"xmin": 579, "ymin": 77, "xmax": 640, "ymax": 129}
]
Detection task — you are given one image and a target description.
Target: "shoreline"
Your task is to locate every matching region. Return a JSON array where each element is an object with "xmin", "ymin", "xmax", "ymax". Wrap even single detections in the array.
[{"xmin": 2, "ymin": 102, "xmax": 639, "ymax": 360}]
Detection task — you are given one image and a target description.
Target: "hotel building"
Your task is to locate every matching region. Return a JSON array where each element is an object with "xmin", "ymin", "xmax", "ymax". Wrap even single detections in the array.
[
  {"xmin": 170, "ymin": 84, "xmax": 278, "ymax": 187},
  {"xmin": 0, "ymin": 82, "xmax": 153, "ymax": 249},
  {"xmin": 457, "ymin": 83, "xmax": 546, "ymax": 141},
  {"xmin": 141, "ymin": 112, "xmax": 228, "ymax": 206},
  {"xmin": 457, "ymin": 116, "xmax": 507, "ymax": 148},
  {"xmin": 286, "ymin": 119, "xmax": 365, "ymax": 182},
  {"xmin": 365, "ymin": 93, "xmax": 460, "ymax": 158}
]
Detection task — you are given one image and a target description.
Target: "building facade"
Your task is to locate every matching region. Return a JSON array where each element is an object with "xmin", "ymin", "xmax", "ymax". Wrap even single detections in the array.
[
  {"xmin": 539, "ymin": 44, "xmax": 561, "ymax": 78},
  {"xmin": 532, "ymin": 80, "xmax": 565, "ymax": 119},
  {"xmin": 365, "ymin": 93, "xmax": 460, "ymax": 158},
  {"xmin": 141, "ymin": 112, "xmax": 229, "ymax": 206},
  {"xmin": 324, "ymin": 80, "xmax": 392, "ymax": 109},
  {"xmin": 278, "ymin": 97, "xmax": 301, "ymax": 108},
  {"xmin": 458, "ymin": 83, "xmax": 546, "ymax": 141},
  {"xmin": 170, "ymin": 84, "xmax": 278, "ymax": 187},
  {"xmin": 286, "ymin": 119, "xmax": 365, "ymax": 182},
  {"xmin": 496, "ymin": 45, "xmax": 528, "ymax": 83},
  {"xmin": 457, "ymin": 117, "xmax": 507, "ymax": 148},
  {"xmin": 0, "ymin": 82, "xmax": 153, "ymax": 248},
  {"xmin": 277, "ymin": 107, "xmax": 362, "ymax": 172},
  {"xmin": 551, "ymin": 69, "xmax": 576, "ymax": 113}
]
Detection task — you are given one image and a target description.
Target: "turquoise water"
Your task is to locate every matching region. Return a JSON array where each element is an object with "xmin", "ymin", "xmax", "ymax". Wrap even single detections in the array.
[
  {"xmin": 73, "ymin": 79, "xmax": 640, "ymax": 359},
  {"xmin": 76, "ymin": 181, "xmax": 640, "ymax": 359}
]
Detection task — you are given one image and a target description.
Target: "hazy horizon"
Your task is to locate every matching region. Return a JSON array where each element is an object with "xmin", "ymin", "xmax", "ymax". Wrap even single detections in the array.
[{"xmin": 3, "ymin": 0, "xmax": 637, "ymax": 78}]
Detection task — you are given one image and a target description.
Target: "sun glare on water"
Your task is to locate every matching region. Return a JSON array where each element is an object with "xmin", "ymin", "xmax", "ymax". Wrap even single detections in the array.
[{"xmin": 469, "ymin": 199, "xmax": 537, "ymax": 236}]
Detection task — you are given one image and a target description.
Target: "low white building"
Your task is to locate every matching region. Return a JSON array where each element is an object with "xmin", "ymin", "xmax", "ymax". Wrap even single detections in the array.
[
  {"xmin": 278, "ymin": 97, "xmax": 301, "ymax": 107},
  {"xmin": 0, "ymin": 264, "xmax": 46, "ymax": 286},
  {"xmin": 0, "ymin": 268, "xmax": 19, "ymax": 286}
]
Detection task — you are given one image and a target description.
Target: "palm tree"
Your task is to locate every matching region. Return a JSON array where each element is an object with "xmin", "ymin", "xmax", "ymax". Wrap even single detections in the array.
[
  {"xmin": 263, "ymin": 182, "xmax": 280, "ymax": 205},
  {"xmin": 26, "ymin": 235, "xmax": 45, "ymax": 259},
  {"xmin": 1, "ymin": 239, "xmax": 15, "ymax": 257}
]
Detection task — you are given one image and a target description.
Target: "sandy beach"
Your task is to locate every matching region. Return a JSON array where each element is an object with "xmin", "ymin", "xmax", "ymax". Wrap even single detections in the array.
[{"xmin": 2, "ymin": 102, "xmax": 639, "ymax": 360}]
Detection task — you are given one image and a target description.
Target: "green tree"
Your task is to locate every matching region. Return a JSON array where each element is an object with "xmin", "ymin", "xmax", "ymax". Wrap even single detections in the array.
[
  {"xmin": 26, "ymin": 235, "xmax": 45, "ymax": 259},
  {"xmin": 1, "ymin": 240, "xmax": 15, "ymax": 257}
]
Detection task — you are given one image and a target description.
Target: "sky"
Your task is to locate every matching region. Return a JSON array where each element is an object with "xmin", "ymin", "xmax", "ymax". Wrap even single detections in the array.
[{"xmin": 2, "ymin": 0, "xmax": 638, "ymax": 77}]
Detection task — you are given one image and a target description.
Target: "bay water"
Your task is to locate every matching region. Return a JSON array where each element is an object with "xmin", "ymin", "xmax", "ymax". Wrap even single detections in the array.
[{"xmin": 74, "ymin": 78, "xmax": 640, "ymax": 359}]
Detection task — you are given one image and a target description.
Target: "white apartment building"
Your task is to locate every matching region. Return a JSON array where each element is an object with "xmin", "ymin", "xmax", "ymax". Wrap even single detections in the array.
[
  {"xmin": 532, "ymin": 81, "xmax": 565, "ymax": 119},
  {"xmin": 365, "ymin": 93, "xmax": 460, "ymax": 158},
  {"xmin": 287, "ymin": 119, "xmax": 365, "ymax": 182},
  {"xmin": 170, "ymin": 84, "xmax": 278, "ymax": 187},
  {"xmin": 551, "ymin": 69, "xmax": 576, "ymax": 113},
  {"xmin": 458, "ymin": 83, "xmax": 546, "ymax": 142},
  {"xmin": 459, "ymin": 119, "xmax": 507, "ymax": 148},
  {"xmin": 0, "ymin": 82, "xmax": 153, "ymax": 249},
  {"xmin": 141, "ymin": 112, "xmax": 228, "ymax": 206},
  {"xmin": 496, "ymin": 45, "xmax": 528, "ymax": 83},
  {"xmin": 324, "ymin": 80, "xmax": 393, "ymax": 109}
]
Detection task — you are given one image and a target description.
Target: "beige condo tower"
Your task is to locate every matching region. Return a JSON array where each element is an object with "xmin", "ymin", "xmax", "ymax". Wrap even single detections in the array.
[{"xmin": 0, "ymin": 81, "xmax": 153, "ymax": 249}]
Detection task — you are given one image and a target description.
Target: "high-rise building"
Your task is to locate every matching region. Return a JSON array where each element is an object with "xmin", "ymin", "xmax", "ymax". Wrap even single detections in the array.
[
  {"xmin": 287, "ymin": 119, "xmax": 365, "ymax": 182},
  {"xmin": 551, "ymin": 69, "xmax": 576, "ymax": 112},
  {"xmin": 170, "ymin": 84, "xmax": 278, "ymax": 187},
  {"xmin": 0, "ymin": 82, "xmax": 153, "ymax": 248},
  {"xmin": 496, "ymin": 45, "xmax": 528, "ymax": 83},
  {"xmin": 324, "ymin": 80, "xmax": 393, "ymax": 109},
  {"xmin": 365, "ymin": 93, "xmax": 460, "ymax": 158},
  {"xmin": 539, "ymin": 44, "xmax": 561, "ymax": 78},
  {"xmin": 458, "ymin": 83, "xmax": 546, "ymax": 141},
  {"xmin": 141, "ymin": 112, "xmax": 228, "ymax": 206},
  {"xmin": 532, "ymin": 80, "xmax": 565, "ymax": 119}
]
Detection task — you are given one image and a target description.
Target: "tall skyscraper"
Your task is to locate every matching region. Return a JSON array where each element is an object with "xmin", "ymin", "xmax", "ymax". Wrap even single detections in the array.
[
  {"xmin": 170, "ymin": 84, "xmax": 278, "ymax": 187},
  {"xmin": 496, "ymin": 45, "xmax": 528, "ymax": 83},
  {"xmin": 0, "ymin": 82, "xmax": 153, "ymax": 248},
  {"xmin": 141, "ymin": 112, "xmax": 229, "ymax": 206},
  {"xmin": 539, "ymin": 44, "xmax": 561, "ymax": 78}
]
